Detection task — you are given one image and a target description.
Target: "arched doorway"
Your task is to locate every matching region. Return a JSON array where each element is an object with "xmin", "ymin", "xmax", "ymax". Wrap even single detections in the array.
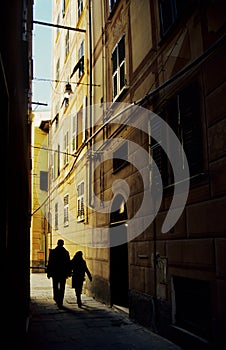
[{"xmin": 110, "ymin": 194, "xmax": 129, "ymax": 307}]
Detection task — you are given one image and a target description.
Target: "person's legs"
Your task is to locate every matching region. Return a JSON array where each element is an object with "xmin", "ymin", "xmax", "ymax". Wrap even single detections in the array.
[
  {"xmin": 58, "ymin": 277, "xmax": 66, "ymax": 307},
  {"xmin": 52, "ymin": 277, "xmax": 59, "ymax": 303},
  {"xmin": 76, "ymin": 290, "xmax": 82, "ymax": 307},
  {"xmin": 75, "ymin": 285, "xmax": 82, "ymax": 307}
]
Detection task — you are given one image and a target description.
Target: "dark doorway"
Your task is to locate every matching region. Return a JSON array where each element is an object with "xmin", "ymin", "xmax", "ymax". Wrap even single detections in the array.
[
  {"xmin": 173, "ymin": 276, "xmax": 212, "ymax": 340},
  {"xmin": 110, "ymin": 194, "xmax": 129, "ymax": 307}
]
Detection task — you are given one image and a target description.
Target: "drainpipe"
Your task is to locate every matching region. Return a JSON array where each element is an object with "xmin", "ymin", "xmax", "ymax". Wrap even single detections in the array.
[
  {"xmin": 88, "ymin": 0, "xmax": 93, "ymax": 208},
  {"xmin": 148, "ymin": 119, "xmax": 158, "ymax": 332},
  {"xmin": 152, "ymin": 216, "xmax": 158, "ymax": 332}
]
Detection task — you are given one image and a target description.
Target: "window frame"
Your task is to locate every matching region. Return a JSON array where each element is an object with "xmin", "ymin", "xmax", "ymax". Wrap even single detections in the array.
[
  {"xmin": 111, "ymin": 35, "xmax": 126, "ymax": 101},
  {"xmin": 53, "ymin": 145, "xmax": 60, "ymax": 180},
  {"xmin": 151, "ymin": 81, "xmax": 203, "ymax": 189},
  {"xmin": 40, "ymin": 171, "xmax": 48, "ymax": 192},
  {"xmin": 65, "ymin": 29, "xmax": 69, "ymax": 61},
  {"xmin": 56, "ymin": 58, "xmax": 60, "ymax": 85},
  {"xmin": 78, "ymin": 40, "xmax": 84, "ymax": 78},
  {"xmin": 78, "ymin": 0, "xmax": 84, "ymax": 19},
  {"xmin": 71, "ymin": 113, "xmax": 77, "ymax": 153},
  {"xmin": 77, "ymin": 181, "xmax": 85, "ymax": 222},
  {"xmin": 64, "ymin": 193, "xmax": 69, "ymax": 227},
  {"xmin": 158, "ymin": 0, "xmax": 191, "ymax": 38},
  {"xmin": 109, "ymin": 0, "xmax": 119, "ymax": 13},
  {"xmin": 63, "ymin": 130, "xmax": 69, "ymax": 166},
  {"xmin": 55, "ymin": 202, "xmax": 58, "ymax": 230}
]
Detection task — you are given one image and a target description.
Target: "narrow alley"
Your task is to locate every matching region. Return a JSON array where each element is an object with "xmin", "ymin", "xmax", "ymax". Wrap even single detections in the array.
[{"xmin": 26, "ymin": 273, "xmax": 182, "ymax": 350}]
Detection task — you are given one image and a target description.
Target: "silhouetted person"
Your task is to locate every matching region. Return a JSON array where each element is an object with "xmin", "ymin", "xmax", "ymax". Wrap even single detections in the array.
[
  {"xmin": 47, "ymin": 239, "xmax": 71, "ymax": 308},
  {"xmin": 71, "ymin": 251, "xmax": 92, "ymax": 307}
]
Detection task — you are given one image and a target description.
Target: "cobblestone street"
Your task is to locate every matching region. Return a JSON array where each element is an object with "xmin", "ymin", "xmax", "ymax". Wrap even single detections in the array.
[{"xmin": 27, "ymin": 273, "xmax": 182, "ymax": 350}]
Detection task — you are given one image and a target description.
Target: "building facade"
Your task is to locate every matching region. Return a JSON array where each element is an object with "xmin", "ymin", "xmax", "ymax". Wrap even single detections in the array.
[
  {"xmin": 48, "ymin": 1, "xmax": 226, "ymax": 349},
  {"xmin": 0, "ymin": 0, "xmax": 33, "ymax": 345},
  {"xmin": 31, "ymin": 111, "xmax": 51, "ymax": 271}
]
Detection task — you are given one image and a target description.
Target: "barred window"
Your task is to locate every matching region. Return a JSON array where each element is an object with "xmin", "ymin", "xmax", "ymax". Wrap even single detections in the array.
[
  {"xmin": 77, "ymin": 181, "xmax": 85, "ymax": 222},
  {"xmin": 64, "ymin": 194, "xmax": 69, "ymax": 227}
]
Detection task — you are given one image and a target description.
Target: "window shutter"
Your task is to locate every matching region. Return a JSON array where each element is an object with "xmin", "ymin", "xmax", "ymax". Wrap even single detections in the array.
[
  {"xmin": 40, "ymin": 171, "xmax": 48, "ymax": 191},
  {"xmin": 180, "ymin": 83, "xmax": 202, "ymax": 176},
  {"xmin": 151, "ymin": 115, "xmax": 168, "ymax": 187}
]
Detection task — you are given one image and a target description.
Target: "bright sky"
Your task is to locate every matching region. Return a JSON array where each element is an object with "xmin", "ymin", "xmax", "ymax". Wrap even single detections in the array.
[{"xmin": 32, "ymin": 0, "xmax": 52, "ymax": 111}]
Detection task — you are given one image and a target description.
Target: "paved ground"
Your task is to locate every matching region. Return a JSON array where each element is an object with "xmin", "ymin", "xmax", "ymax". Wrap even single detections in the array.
[{"xmin": 26, "ymin": 273, "xmax": 182, "ymax": 350}]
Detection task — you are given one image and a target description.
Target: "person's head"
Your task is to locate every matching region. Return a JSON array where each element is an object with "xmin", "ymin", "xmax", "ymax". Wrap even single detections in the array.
[
  {"xmin": 75, "ymin": 251, "xmax": 83, "ymax": 258},
  {"xmin": 57, "ymin": 239, "xmax": 64, "ymax": 247}
]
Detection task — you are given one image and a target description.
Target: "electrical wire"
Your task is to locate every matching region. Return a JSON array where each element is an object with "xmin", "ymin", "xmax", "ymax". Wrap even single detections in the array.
[{"xmin": 31, "ymin": 33, "xmax": 226, "ymax": 216}]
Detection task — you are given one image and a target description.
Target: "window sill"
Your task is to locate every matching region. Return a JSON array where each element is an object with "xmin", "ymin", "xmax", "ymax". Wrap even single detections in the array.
[{"xmin": 77, "ymin": 217, "xmax": 85, "ymax": 223}]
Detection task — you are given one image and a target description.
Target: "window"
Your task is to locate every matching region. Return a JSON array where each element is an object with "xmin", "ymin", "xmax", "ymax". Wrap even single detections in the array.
[
  {"xmin": 113, "ymin": 142, "xmax": 128, "ymax": 173},
  {"xmin": 55, "ymin": 202, "xmax": 58, "ymax": 230},
  {"xmin": 77, "ymin": 109, "xmax": 83, "ymax": 149},
  {"xmin": 78, "ymin": 0, "xmax": 83, "ymax": 18},
  {"xmin": 63, "ymin": 131, "xmax": 69, "ymax": 166},
  {"xmin": 51, "ymin": 153, "xmax": 54, "ymax": 180},
  {"xmin": 64, "ymin": 194, "xmax": 69, "ymax": 226},
  {"xmin": 152, "ymin": 82, "xmax": 202, "ymax": 187},
  {"xmin": 62, "ymin": 0, "xmax": 68, "ymax": 17},
  {"xmin": 62, "ymin": 0, "xmax": 70, "ymax": 17},
  {"xmin": 150, "ymin": 115, "xmax": 168, "ymax": 187},
  {"xmin": 78, "ymin": 40, "xmax": 84, "ymax": 78},
  {"xmin": 55, "ymin": 113, "xmax": 59, "ymax": 130},
  {"xmin": 56, "ymin": 58, "xmax": 60, "ymax": 83},
  {"xmin": 52, "ymin": 112, "xmax": 59, "ymax": 133},
  {"xmin": 40, "ymin": 171, "xmax": 48, "ymax": 191},
  {"xmin": 62, "ymin": 0, "xmax": 65, "ymax": 17},
  {"xmin": 53, "ymin": 152, "xmax": 56, "ymax": 180},
  {"xmin": 70, "ymin": 56, "xmax": 84, "ymax": 79},
  {"xmin": 48, "ymin": 211, "xmax": 51, "ymax": 233},
  {"xmin": 72, "ymin": 113, "xmax": 77, "ymax": 153},
  {"xmin": 52, "ymin": 145, "xmax": 60, "ymax": 180},
  {"xmin": 76, "ymin": 105, "xmax": 86, "ymax": 149},
  {"xmin": 65, "ymin": 30, "xmax": 69, "ymax": 60},
  {"xmin": 159, "ymin": 0, "xmax": 189, "ymax": 37},
  {"xmin": 77, "ymin": 181, "xmax": 85, "ymax": 222},
  {"xmin": 57, "ymin": 144, "xmax": 60, "ymax": 176},
  {"xmin": 109, "ymin": 0, "xmax": 119, "ymax": 12},
  {"xmin": 112, "ymin": 35, "xmax": 126, "ymax": 100},
  {"xmin": 56, "ymin": 14, "xmax": 60, "ymax": 40}
]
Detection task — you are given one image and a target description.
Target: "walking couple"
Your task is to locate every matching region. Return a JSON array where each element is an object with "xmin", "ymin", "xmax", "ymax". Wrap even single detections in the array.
[{"xmin": 47, "ymin": 239, "xmax": 92, "ymax": 308}]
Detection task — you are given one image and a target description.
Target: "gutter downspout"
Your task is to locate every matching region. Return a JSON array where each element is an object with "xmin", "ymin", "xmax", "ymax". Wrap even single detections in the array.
[
  {"xmin": 148, "ymin": 119, "xmax": 158, "ymax": 332},
  {"xmin": 88, "ymin": 0, "xmax": 93, "ymax": 208}
]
